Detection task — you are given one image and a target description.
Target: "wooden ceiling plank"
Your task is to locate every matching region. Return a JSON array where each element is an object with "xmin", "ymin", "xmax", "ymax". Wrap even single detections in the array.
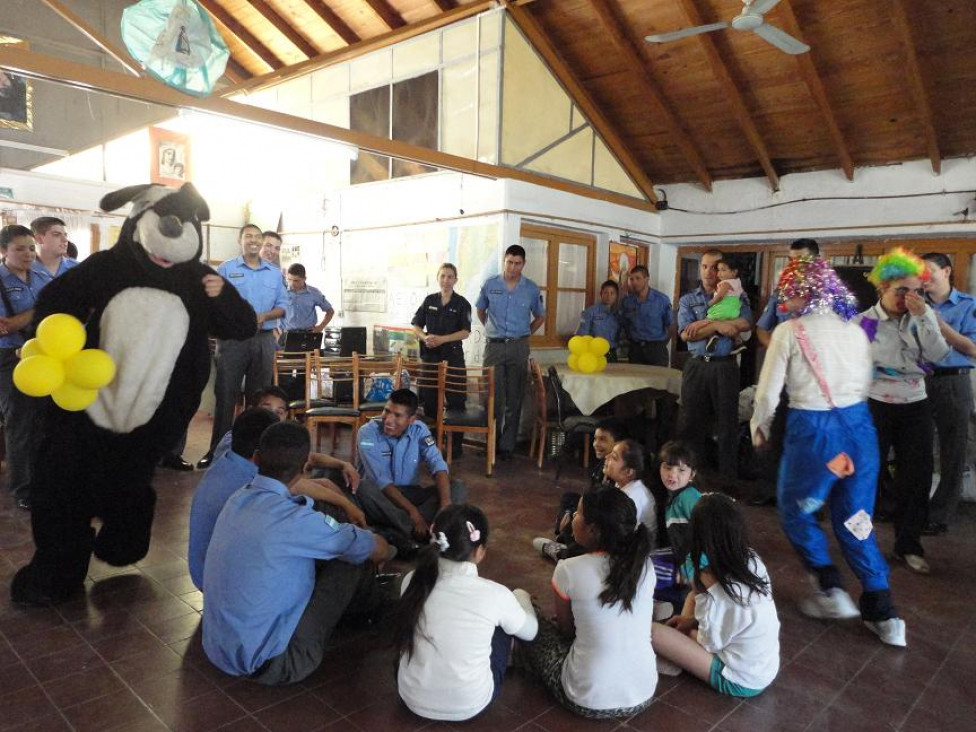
[
  {"xmin": 506, "ymin": 4, "xmax": 658, "ymax": 203},
  {"xmin": 0, "ymin": 46, "xmax": 656, "ymax": 213},
  {"xmin": 362, "ymin": 0, "xmax": 407, "ymax": 30},
  {"xmin": 301, "ymin": 0, "xmax": 361, "ymax": 45},
  {"xmin": 245, "ymin": 0, "xmax": 320, "ymax": 58},
  {"xmin": 677, "ymin": 0, "xmax": 779, "ymax": 190},
  {"xmin": 39, "ymin": 0, "xmax": 142, "ymax": 76},
  {"xmin": 778, "ymin": 0, "xmax": 854, "ymax": 180},
  {"xmin": 197, "ymin": 0, "xmax": 285, "ymax": 70},
  {"xmin": 584, "ymin": 0, "xmax": 712, "ymax": 191},
  {"xmin": 891, "ymin": 0, "xmax": 941, "ymax": 174},
  {"xmin": 431, "ymin": 0, "xmax": 456, "ymax": 11},
  {"xmin": 225, "ymin": 58, "xmax": 252, "ymax": 83}
]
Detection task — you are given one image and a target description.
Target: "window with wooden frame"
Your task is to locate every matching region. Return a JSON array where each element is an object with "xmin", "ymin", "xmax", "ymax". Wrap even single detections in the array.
[{"xmin": 519, "ymin": 224, "xmax": 596, "ymax": 347}]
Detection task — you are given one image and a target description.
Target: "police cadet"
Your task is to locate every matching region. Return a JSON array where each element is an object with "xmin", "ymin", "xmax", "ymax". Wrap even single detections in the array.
[
  {"xmin": 30, "ymin": 217, "xmax": 78, "ymax": 279},
  {"xmin": 198, "ymin": 224, "xmax": 288, "ymax": 469},
  {"xmin": 355, "ymin": 389, "xmax": 467, "ymax": 557},
  {"xmin": 619, "ymin": 265, "xmax": 673, "ymax": 366},
  {"xmin": 283, "ymin": 263, "xmax": 334, "ymax": 333},
  {"xmin": 476, "ymin": 244, "xmax": 545, "ymax": 460},
  {"xmin": 576, "ymin": 279, "xmax": 621, "ymax": 361},
  {"xmin": 0, "ymin": 225, "xmax": 52, "ymax": 510},
  {"xmin": 411, "ymin": 262, "xmax": 472, "ymax": 420}
]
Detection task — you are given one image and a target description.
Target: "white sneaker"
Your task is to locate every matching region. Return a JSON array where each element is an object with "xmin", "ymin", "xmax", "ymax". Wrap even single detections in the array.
[
  {"xmin": 799, "ymin": 588, "xmax": 860, "ymax": 620},
  {"xmin": 895, "ymin": 553, "xmax": 931, "ymax": 575},
  {"xmin": 864, "ymin": 618, "xmax": 907, "ymax": 647},
  {"xmin": 656, "ymin": 657, "xmax": 683, "ymax": 676},
  {"xmin": 532, "ymin": 537, "xmax": 566, "ymax": 562},
  {"xmin": 653, "ymin": 601, "xmax": 674, "ymax": 622}
]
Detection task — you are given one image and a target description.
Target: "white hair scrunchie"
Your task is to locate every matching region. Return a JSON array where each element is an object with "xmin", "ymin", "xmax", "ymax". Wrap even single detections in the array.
[{"xmin": 431, "ymin": 531, "xmax": 450, "ymax": 553}]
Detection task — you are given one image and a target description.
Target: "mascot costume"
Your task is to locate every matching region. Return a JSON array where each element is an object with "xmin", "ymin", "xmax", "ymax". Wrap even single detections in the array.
[{"xmin": 11, "ymin": 183, "xmax": 256, "ymax": 606}]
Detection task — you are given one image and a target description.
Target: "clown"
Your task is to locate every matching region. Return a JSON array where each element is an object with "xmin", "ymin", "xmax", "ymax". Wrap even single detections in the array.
[{"xmin": 751, "ymin": 256, "xmax": 907, "ymax": 647}]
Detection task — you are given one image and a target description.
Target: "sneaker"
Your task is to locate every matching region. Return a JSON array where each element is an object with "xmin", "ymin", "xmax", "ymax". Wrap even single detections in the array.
[
  {"xmin": 799, "ymin": 588, "xmax": 860, "ymax": 620},
  {"xmin": 864, "ymin": 617, "xmax": 907, "ymax": 647},
  {"xmin": 893, "ymin": 552, "xmax": 931, "ymax": 575},
  {"xmin": 653, "ymin": 601, "xmax": 674, "ymax": 622},
  {"xmin": 532, "ymin": 537, "xmax": 566, "ymax": 562},
  {"xmin": 656, "ymin": 657, "xmax": 683, "ymax": 676}
]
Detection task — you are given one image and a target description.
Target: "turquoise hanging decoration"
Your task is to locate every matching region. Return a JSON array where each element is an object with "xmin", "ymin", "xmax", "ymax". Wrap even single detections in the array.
[{"xmin": 122, "ymin": 0, "xmax": 230, "ymax": 96}]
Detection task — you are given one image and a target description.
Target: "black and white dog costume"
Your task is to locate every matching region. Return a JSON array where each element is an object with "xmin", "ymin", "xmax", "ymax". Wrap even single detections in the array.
[{"xmin": 11, "ymin": 183, "xmax": 256, "ymax": 605}]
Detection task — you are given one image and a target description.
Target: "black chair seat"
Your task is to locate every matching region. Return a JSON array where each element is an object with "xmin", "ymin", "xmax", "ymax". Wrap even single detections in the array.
[
  {"xmin": 444, "ymin": 407, "xmax": 488, "ymax": 427},
  {"xmin": 305, "ymin": 406, "xmax": 361, "ymax": 418},
  {"xmin": 359, "ymin": 401, "xmax": 386, "ymax": 412},
  {"xmin": 564, "ymin": 415, "xmax": 598, "ymax": 432},
  {"xmin": 289, "ymin": 399, "xmax": 329, "ymax": 410}
]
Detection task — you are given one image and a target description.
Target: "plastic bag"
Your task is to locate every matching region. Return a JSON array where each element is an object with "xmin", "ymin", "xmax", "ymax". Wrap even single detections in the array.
[{"xmin": 363, "ymin": 373, "xmax": 394, "ymax": 403}]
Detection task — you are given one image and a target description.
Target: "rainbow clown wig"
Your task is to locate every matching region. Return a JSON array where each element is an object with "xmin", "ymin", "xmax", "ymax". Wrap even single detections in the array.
[
  {"xmin": 867, "ymin": 247, "xmax": 930, "ymax": 286},
  {"xmin": 776, "ymin": 256, "xmax": 859, "ymax": 320}
]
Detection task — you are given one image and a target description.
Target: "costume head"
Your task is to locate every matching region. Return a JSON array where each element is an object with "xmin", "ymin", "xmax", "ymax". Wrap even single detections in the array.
[
  {"xmin": 776, "ymin": 256, "xmax": 859, "ymax": 320},
  {"xmin": 867, "ymin": 247, "xmax": 929, "ymax": 286}
]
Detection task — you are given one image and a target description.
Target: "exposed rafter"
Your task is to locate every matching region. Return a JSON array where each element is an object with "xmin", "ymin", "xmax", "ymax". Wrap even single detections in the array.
[
  {"xmin": 227, "ymin": 58, "xmax": 253, "ymax": 81},
  {"xmin": 677, "ymin": 0, "xmax": 779, "ymax": 190},
  {"xmin": 506, "ymin": 4, "xmax": 658, "ymax": 203},
  {"xmin": 197, "ymin": 0, "xmax": 284, "ymax": 71},
  {"xmin": 891, "ymin": 0, "xmax": 941, "ymax": 174},
  {"xmin": 362, "ymin": 0, "xmax": 407, "ymax": 30},
  {"xmin": 431, "ymin": 0, "xmax": 456, "ymax": 11},
  {"xmin": 584, "ymin": 0, "xmax": 712, "ymax": 191},
  {"xmin": 778, "ymin": 0, "xmax": 853, "ymax": 180},
  {"xmin": 39, "ymin": 0, "xmax": 142, "ymax": 76},
  {"xmin": 246, "ymin": 0, "xmax": 321, "ymax": 59},
  {"xmin": 302, "ymin": 0, "xmax": 361, "ymax": 46}
]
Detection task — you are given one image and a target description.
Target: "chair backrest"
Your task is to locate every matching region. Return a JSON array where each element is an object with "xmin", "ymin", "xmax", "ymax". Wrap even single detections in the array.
[
  {"xmin": 438, "ymin": 363, "xmax": 494, "ymax": 413},
  {"xmin": 546, "ymin": 365, "xmax": 573, "ymax": 428},
  {"xmin": 313, "ymin": 354, "xmax": 359, "ymax": 407},
  {"xmin": 357, "ymin": 355, "xmax": 403, "ymax": 404},
  {"xmin": 528, "ymin": 359, "xmax": 548, "ymax": 423},
  {"xmin": 274, "ymin": 350, "xmax": 314, "ymax": 406}
]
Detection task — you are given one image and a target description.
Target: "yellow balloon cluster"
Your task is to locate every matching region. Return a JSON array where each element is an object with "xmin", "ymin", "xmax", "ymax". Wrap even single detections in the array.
[
  {"xmin": 567, "ymin": 335, "xmax": 610, "ymax": 373},
  {"xmin": 12, "ymin": 314, "xmax": 116, "ymax": 411}
]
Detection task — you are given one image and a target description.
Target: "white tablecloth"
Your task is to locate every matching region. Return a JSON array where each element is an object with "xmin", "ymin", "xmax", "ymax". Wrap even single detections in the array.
[{"xmin": 554, "ymin": 363, "xmax": 683, "ymax": 416}]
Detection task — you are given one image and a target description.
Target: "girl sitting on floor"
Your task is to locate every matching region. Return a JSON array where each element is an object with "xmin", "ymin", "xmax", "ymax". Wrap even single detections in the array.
[
  {"xmin": 523, "ymin": 490, "xmax": 657, "ymax": 719},
  {"xmin": 652, "ymin": 493, "xmax": 780, "ymax": 697},
  {"xmin": 604, "ymin": 438, "xmax": 657, "ymax": 544},
  {"xmin": 392, "ymin": 504, "xmax": 538, "ymax": 722}
]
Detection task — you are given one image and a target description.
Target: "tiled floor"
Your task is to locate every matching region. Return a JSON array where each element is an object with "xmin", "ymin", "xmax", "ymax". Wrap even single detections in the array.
[{"xmin": 0, "ymin": 414, "xmax": 974, "ymax": 731}]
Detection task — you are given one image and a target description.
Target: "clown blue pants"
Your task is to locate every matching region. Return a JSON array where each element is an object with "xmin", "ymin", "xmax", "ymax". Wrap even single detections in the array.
[{"xmin": 778, "ymin": 403, "xmax": 890, "ymax": 597}]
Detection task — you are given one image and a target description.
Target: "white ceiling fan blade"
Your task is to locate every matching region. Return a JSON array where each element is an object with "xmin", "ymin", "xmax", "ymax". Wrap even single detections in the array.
[
  {"xmin": 748, "ymin": 0, "xmax": 782, "ymax": 16},
  {"xmin": 753, "ymin": 23, "xmax": 810, "ymax": 54},
  {"xmin": 645, "ymin": 22, "xmax": 729, "ymax": 43}
]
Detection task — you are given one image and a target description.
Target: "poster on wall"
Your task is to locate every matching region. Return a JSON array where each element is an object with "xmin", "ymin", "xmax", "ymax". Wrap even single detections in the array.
[
  {"xmin": 343, "ymin": 276, "xmax": 387, "ymax": 312},
  {"xmin": 0, "ymin": 37, "xmax": 33, "ymax": 131},
  {"xmin": 149, "ymin": 126, "xmax": 191, "ymax": 185},
  {"xmin": 609, "ymin": 241, "xmax": 645, "ymax": 297}
]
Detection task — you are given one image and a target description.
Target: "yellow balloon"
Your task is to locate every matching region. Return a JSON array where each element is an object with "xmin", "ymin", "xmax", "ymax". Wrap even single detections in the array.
[
  {"xmin": 580, "ymin": 335, "xmax": 594, "ymax": 351},
  {"xmin": 13, "ymin": 355, "xmax": 65, "ymax": 397},
  {"xmin": 20, "ymin": 338, "xmax": 45, "ymax": 359},
  {"xmin": 596, "ymin": 355, "xmax": 608, "ymax": 372},
  {"xmin": 36, "ymin": 314, "xmax": 86, "ymax": 360},
  {"xmin": 51, "ymin": 383, "xmax": 98, "ymax": 412},
  {"xmin": 567, "ymin": 353, "xmax": 581, "ymax": 371},
  {"xmin": 568, "ymin": 336, "xmax": 587, "ymax": 355},
  {"xmin": 65, "ymin": 349, "xmax": 116, "ymax": 390},
  {"xmin": 578, "ymin": 353, "xmax": 598, "ymax": 374},
  {"xmin": 590, "ymin": 337, "xmax": 611, "ymax": 357}
]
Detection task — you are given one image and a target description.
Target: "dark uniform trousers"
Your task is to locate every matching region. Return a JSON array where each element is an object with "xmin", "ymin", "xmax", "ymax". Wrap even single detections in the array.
[
  {"xmin": 0, "ymin": 348, "xmax": 42, "ymax": 501},
  {"xmin": 678, "ymin": 357, "xmax": 740, "ymax": 482},
  {"xmin": 628, "ymin": 340, "xmax": 669, "ymax": 367},
  {"xmin": 484, "ymin": 337, "xmax": 530, "ymax": 455},
  {"xmin": 926, "ymin": 372, "xmax": 973, "ymax": 526},
  {"xmin": 210, "ymin": 331, "xmax": 277, "ymax": 450},
  {"xmin": 420, "ymin": 342, "xmax": 466, "ymax": 418}
]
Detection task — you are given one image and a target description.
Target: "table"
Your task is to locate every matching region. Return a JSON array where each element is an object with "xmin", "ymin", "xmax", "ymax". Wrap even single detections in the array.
[{"xmin": 554, "ymin": 362, "xmax": 683, "ymax": 416}]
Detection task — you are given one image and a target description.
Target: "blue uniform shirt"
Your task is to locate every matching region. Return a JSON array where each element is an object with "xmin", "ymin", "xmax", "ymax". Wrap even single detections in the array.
[
  {"xmin": 756, "ymin": 293, "xmax": 790, "ymax": 332},
  {"xmin": 31, "ymin": 257, "xmax": 77, "ymax": 280},
  {"xmin": 619, "ymin": 289, "xmax": 673, "ymax": 342},
  {"xmin": 357, "ymin": 418, "xmax": 448, "ymax": 487},
  {"xmin": 576, "ymin": 303, "xmax": 621, "ymax": 348},
  {"xmin": 678, "ymin": 286, "xmax": 753, "ymax": 357},
  {"xmin": 0, "ymin": 265, "xmax": 52, "ymax": 348},
  {"xmin": 928, "ymin": 288, "xmax": 976, "ymax": 369},
  {"xmin": 202, "ymin": 474, "xmax": 376, "ymax": 676},
  {"xmin": 284, "ymin": 285, "xmax": 332, "ymax": 331},
  {"xmin": 475, "ymin": 274, "xmax": 545, "ymax": 338},
  {"xmin": 187, "ymin": 450, "xmax": 258, "ymax": 590},
  {"xmin": 217, "ymin": 257, "xmax": 288, "ymax": 332}
]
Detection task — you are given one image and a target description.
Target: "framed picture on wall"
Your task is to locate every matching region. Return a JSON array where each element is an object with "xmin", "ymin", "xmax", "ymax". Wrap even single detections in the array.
[
  {"xmin": 608, "ymin": 241, "xmax": 648, "ymax": 297},
  {"xmin": 149, "ymin": 127, "xmax": 191, "ymax": 185},
  {"xmin": 0, "ymin": 37, "xmax": 33, "ymax": 131}
]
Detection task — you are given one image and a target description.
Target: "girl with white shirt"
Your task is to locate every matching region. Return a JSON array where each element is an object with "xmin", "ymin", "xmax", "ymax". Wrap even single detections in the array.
[
  {"xmin": 652, "ymin": 493, "xmax": 780, "ymax": 697},
  {"xmin": 523, "ymin": 489, "xmax": 657, "ymax": 719},
  {"xmin": 603, "ymin": 439, "xmax": 657, "ymax": 546},
  {"xmin": 752, "ymin": 256, "xmax": 907, "ymax": 647},
  {"xmin": 392, "ymin": 504, "xmax": 538, "ymax": 721}
]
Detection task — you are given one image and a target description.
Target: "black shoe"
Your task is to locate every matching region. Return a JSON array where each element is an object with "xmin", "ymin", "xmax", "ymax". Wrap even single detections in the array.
[
  {"xmin": 390, "ymin": 537, "xmax": 421, "ymax": 561},
  {"xmin": 498, "ymin": 451, "xmax": 513, "ymax": 462},
  {"xmin": 15, "ymin": 497, "xmax": 31, "ymax": 511},
  {"xmin": 921, "ymin": 522, "xmax": 948, "ymax": 536},
  {"xmin": 159, "ymin": 454, "xmax": 194, "ymax": 471},
  {"xmin": 196, "ymin": 453, "xmax": 214, "ymax": 470}
]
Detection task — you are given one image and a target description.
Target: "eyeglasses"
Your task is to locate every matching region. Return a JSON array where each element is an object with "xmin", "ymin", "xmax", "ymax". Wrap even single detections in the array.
[{"xmin": 893, "ymin": 287, "xmax": 925, "ymax": 297}]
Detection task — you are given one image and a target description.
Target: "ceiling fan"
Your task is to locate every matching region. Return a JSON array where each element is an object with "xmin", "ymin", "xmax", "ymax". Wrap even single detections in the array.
[{"xmin": 645, "ymin": 0, "xmax": 810, "ymax": 55}]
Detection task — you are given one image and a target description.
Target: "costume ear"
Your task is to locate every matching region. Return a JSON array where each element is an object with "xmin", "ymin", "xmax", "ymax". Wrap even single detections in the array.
[
  {"xmin": 178, "ymin": 182, "xmax": 210, "ymax": 222},
  {"xmin": 100, "ymin": 184, "xmax": 155, "ymax": 212}
]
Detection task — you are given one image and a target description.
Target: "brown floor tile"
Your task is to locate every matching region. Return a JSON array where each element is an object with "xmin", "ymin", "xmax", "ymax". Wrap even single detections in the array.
[
  {"xmin": 531, "ymin": 703, "xmax": 626, "ymax": 732},
  {"xmin": 108, "ymin": 644, "xmax": 185, "ymax": 685},
  {"xmin": 0, "ymin": 660, "xmax": 42, "ymax": 698},
  {"xmin": 149, "ymin": 688, "xmax": 248, "ymax": 731},
  {"xmin": 344, "ymin": 693, "xmax": 431, "ymax": 732},
  {"xmin": 61, "ymin": 687, "xmax": 161, "ymax": 732},
  {"xmin": 128, "ymin": 667, "xmax": 217, "ymax": 711},
  {"xmin": 825, "ymin": 682, "xmax": 916, "ymax": 730},
  {"xmin": 89, "ymin": 626, "xmax": 172, "ymax": 664},
  {"xmin": 651, "ymin": 678, "xmax": 742, "ymax": 726},
  {"xmin": 42, "ymin": 665, "xmax": 127, "ymax": 709},
  {"xmin": 712, "ymin": 700, "xmax": 808, "ymax": 732},
  {"xmin": 627, "ymin": 700, "xmax": 713, "ymax": 731},
  {"xmin": 254, "ymin": 690, "xmax": 340, "ymax": 732},
  {"xmin": 6, "ymin": 712, "xmax": 73, "ymax": 732},
  {"xmin": 25, "ymin": 642, "xmax": 105, "ymax": 684},
  {"xmin": 141, "ymin": 610, "xmax": 202, "ymax": 646},
  {"xmin": 210, "ymin": 717, "xmax": 268, "ymax": 732},
  {"xmin": 0, "ymin": 686, "xmax": 59, "ymax": 731},
  {"xmin": 222, "ymin": 678, "xmax": 306, "ymax": 714},
  {"xmin": 7, "ymin": 624, "xmax": 84, "ymax": 662}
]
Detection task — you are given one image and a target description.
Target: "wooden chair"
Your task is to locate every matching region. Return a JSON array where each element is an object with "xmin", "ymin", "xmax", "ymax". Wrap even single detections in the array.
[
  {"xmin": 273, "ymin": 350, "xmax": 320, "ymax": 419},
  {"xmin": 528, "ymin": 358, "xmax": 561, "ymax": 469},
  {"xmin": 546, "ymin": 365, "xmax": 600, "ymax": 480},
  {"xmin": 400, "ymin": 358, "xmax": 441, "ymax": 428},
  {"xmin": 304, "ymin": 355, "xmax": 362, "ymax": 460},
  {"xmin": 436, "ymin": 362, "xmax": 496, "ymax": 477}
]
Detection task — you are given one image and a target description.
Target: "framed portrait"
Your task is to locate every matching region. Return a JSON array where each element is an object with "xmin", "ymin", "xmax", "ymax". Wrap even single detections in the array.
[
  {"xmin": 0, "ymin": 37, "xmax": 33, "ymax": 131},
  {"xmin": 149, "ymin": 126, "xmax": 191, "ymax": 185},
  {"xmin": 608, "ymin": 241, "xmax": 648, "ymax": 297}
]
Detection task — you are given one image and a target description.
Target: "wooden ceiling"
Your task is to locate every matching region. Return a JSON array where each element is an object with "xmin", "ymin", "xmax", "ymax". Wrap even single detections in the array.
[{"xmin": 201, "ymin": 0, "xmax": 976, "ymax": 191}]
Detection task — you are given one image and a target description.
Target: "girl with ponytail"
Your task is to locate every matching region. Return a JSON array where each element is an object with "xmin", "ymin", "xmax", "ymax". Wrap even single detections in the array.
[
  {"xmin": 523, "ymin": 489, "xmax": 658, "ymax": 719},
  {"xmin": 392, "ymin": 504, "xmax": 537, "ymax": 721}
]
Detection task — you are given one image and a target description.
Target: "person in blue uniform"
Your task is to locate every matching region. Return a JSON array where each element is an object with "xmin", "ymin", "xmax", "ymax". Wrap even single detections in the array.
[
  {"xmin": 30, "ymin": 217, "xmax": 78, "ymax": 279},
  {"xmin": 0, "ymin": 225, "xmax": 52, "ymax": 510},
  {"xmin": 619, "ymin": 265, "xmax": 672, "ymax": 366},
  {"xmin": 476, "ymin": 245, "xmax": 545, "ymax": 460},
  {"xmin": 284, "ymin": 263, "xmax": 334, "ymax": 333},
  {"xmin": 356, "ymin": 389, "xmax": 467, "ymax": 556},
  {"xmin": 576, "ymin": 280, "xmax": 620, "ymax": 361},
  {"xmin": 412, "ymin": 263, "xmax": 472, "ymax": 422}
]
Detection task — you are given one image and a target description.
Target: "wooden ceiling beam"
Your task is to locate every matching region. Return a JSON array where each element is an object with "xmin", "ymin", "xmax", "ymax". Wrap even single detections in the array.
[
  {"xmin": 431, "ymin": 0, "xmax": 456, "ymax": 11},
  {"xmin": 39, "ymin": 0, "xmax": 142, "ymax": 76},
  {"xmin": 245, "ymin": 0, "xmax": 320, "ymax": 58},
  {"xmin": 362, "ymin": 0, "xmax": 407, "ymax": 30},
  {"xmin": 584, "ymin": 0, "xmax": 712, "ymax": 191},
  {"xmin": 226, "ymin": 58, "xmax": 253, "ymax": 82},
  {"xmin": 891, "ymin": 0, "xmax": 941, "ymax": 174},
  {"xmin": 506, "ymin": 4, "xmax": 657, "ymax": 203},
  {"xmin": 302, "ymin": 0, "xmax": 361, "ymax": 45},
  {"xmin": 677, "ymin": 0, "xmax": 779, "ymax": 190},
  {"xmin": 197, "ymin": 0, "xmax": 284, "ymax": 71},
  {"xmin": 778, "ymin": 0, "xmax": 853, "ymax": 180}
]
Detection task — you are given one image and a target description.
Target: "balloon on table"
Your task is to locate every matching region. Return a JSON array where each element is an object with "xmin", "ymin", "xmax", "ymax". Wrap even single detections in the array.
[{"xmin": 566, "ymin": 334, "xmax": 610, "ymax": 372}]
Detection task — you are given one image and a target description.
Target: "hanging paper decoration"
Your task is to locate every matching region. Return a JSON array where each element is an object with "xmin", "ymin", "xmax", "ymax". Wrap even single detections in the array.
[{"xmin": 121, "ymin": 0, "xmax": 230, "ymax": 96}]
